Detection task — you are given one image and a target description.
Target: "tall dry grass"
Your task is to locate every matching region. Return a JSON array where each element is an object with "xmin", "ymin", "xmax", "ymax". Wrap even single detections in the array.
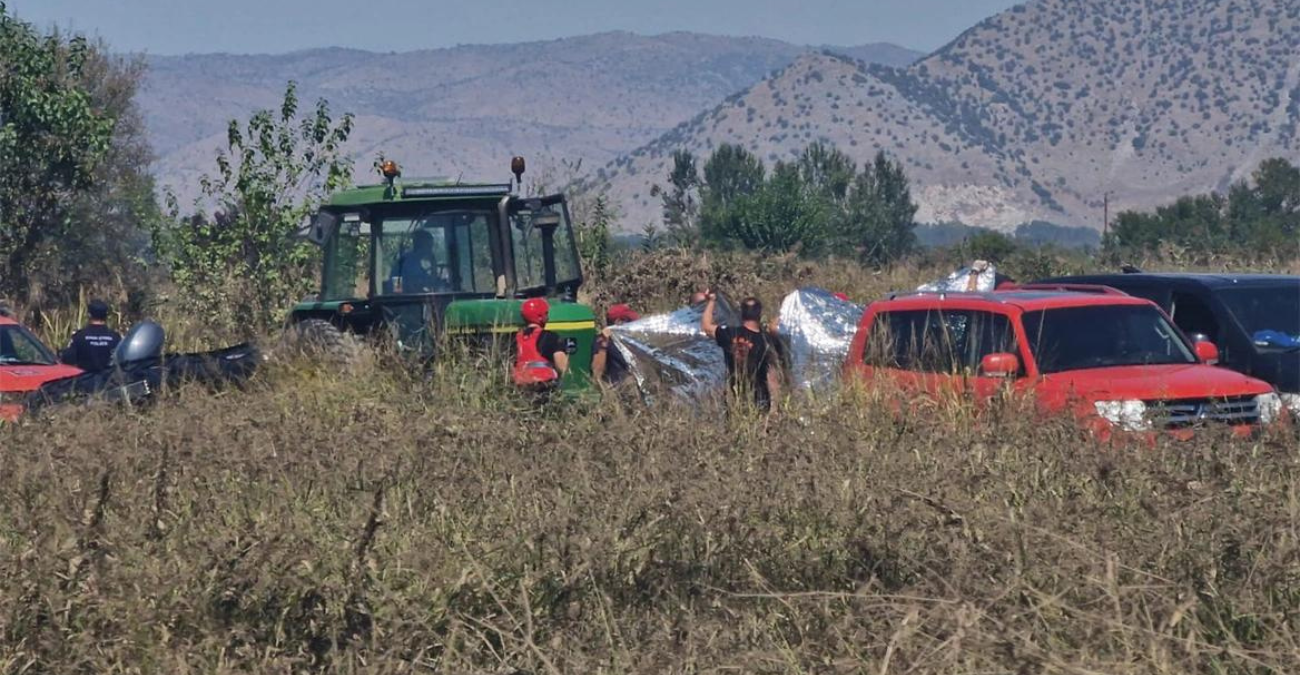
[
  {"xmin": 3, "ymin": 249, "xmax": 1298, "ymax": 673},
  {"xmin": 2, "ymin": 348, "xmax": 1298, "ymax": 673}
]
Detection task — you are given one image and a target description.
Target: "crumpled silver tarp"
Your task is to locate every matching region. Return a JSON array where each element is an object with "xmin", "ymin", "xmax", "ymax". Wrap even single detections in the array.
[
  {"xmin": 608, "ymin": 288, "xmax": 865, "ymax": 403},
  {"xmin": 607, "ymin": 294, "xmax": 737, "ymax": 404},
  {"xmin": 917, "ymin": 260, "xmax": 998, "ymax": 292},
  {"xmin": 773, "ymin": 288, "xmax": 866, "ymax": 393}
]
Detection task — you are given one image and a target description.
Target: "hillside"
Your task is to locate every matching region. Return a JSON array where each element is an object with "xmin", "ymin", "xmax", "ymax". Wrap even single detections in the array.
[
  {"xmin": 140, "ymin": 33, "xmax": 920, "ymax": 202},
  {"xmin": 590, "ymin": 0, "xmax": 1300, "ymax": 231}
]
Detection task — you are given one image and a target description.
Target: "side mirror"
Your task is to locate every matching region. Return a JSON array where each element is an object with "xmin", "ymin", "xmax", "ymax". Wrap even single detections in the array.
[
  {"xmin": 980, "ymin": 352, "xmax": 1020, "ymax": 378},
  {"xmin": 306, "ymin": 211, "xmax": 339, "ymax": 246},
  {"xmin": 1195, "ymin": 340, "xmax": 1220, "ymax": 365}
]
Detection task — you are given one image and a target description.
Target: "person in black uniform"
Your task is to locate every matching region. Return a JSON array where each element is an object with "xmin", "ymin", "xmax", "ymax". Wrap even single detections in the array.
[
  {"xmin": 701, "ymin": 290, "xmax": 782, "ymax": 413},
  {"xmin": 62, "ymin": 299, "xmax": 122, "ymax": 372}
]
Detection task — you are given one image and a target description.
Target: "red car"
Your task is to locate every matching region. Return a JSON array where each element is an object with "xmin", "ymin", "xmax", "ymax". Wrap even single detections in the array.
[
  {"xmin": 844, "ymin": 287, "xmax": 1285, "ymax": 439},
  {"xmin": 0, "ymin": 314, "xmax": 82, "ymax": 421}
]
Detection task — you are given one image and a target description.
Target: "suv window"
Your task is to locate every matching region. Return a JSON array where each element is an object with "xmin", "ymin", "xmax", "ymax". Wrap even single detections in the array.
[
  {"xmin": 1169, "ymin": 292, "xmax": 1220, "ymax": 342},
  {"xmin": 1217, "ymin": 285, "xmax": 1300, "ymax": 348},
  {"xmin": 1118, "ymin": 285, "xmax": 1169, "ymax": 308},
  {"xmin": 865, "ymin": 309, "xmax": 1017, "ymax": 374}
]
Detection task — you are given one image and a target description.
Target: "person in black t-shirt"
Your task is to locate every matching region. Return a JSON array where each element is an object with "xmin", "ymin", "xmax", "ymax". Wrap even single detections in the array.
[
  {"xmin": 701, "ymin": 291, "xmax": 781, "ymax": 412},
  {"xmin": 61, "ymin": 299, "xmax": 122, "ymax": 372}
]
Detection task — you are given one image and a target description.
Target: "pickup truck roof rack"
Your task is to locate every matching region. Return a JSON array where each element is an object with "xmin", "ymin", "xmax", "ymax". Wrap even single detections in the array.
[
  {"xmin": 886, "ymin": 284, "xmax": 1130, "ymax": 302},
  {"xmin": 886, "ymin": 290, "xmax": 1007, "ymax": 302},
  {"xmin": 1009, "ymin": 283, "xmax": 1129, "ymax": 296}
]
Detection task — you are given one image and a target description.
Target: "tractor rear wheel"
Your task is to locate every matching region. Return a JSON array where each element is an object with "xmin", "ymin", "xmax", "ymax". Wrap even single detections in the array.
[{"xmin": 282, "ymin": 318, "xmax": 364, "ymax": 364}]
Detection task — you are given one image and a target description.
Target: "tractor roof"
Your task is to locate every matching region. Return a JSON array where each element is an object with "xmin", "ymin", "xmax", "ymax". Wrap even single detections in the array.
[{"xmin": 326, "ymin": 181, "xmax": 513, "ymax": 207}]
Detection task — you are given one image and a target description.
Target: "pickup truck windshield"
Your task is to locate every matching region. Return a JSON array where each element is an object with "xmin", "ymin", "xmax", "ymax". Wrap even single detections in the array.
[
  {"xmin": 1217, "ymin": 285, "xmax": 1300, "ymax": 348},
  {"xmin": 0, "ymin": 325, "xmax": 57, "ymax": 365},
  {"xmin": 1024, "ymin": 304, "xmax": 1195, "ymax": 374}
]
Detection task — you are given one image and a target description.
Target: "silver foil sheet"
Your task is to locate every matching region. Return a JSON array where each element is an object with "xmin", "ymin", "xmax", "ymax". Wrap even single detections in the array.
[
  {"xmin": 608, "ymin": 288, "xmax": 866, "ymax": 403},
  {"xmin": 607, "ymin": 294, "xmax": 737, "ymax": 405},
  {"xmin": 917, "ymin": 261, "xmax": 998, "ymax": 293},
  {"xmin": 772, "ymin": 288, "xmax": 866, "ymax": 393}
]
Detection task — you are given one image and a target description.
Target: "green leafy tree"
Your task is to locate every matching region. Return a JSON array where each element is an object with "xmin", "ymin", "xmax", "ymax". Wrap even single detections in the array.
[
  {"xmin": 650, "ymin": 149, "xmax": 701, "ymax": 246},
  {"xmin": 699, "ymin": 144, "xmax": 766, "ymax": 248},
  {"xmin": 1110, "ymin": 194, "xmax": 1227, "ymax": 254},
  {"xmin": 639, "ymin": 223, "xmax": 664, "ymax": 252},
  {"xmin": 1109, "ymin": 158, "xmax": 1300, "ymax": 261},
  {"xmin": 0, "ymin": 4, "xmax": 116, "ymax": 302},
  {"xmin": 575, "ymin": 193, "xmax": 614, "ymax": 277},
  {"xmin": 696, "ymin": 143, "xmax": 916, "ymax": 260},
  {"xmin": 159, "ymin": 82, "xmax": 353, "ymax": 334},
  {"xmin": 958, "ymin": 229, "xmax": 1018, "ymax": 264},
  {"xmin": 798, "ymin": 141, "xmax": 855, "ymax": 206},
  {"xmin": 842, "ymin": 151, "xmax": 917, "ymax": 265},
  {"xmin": 52, "ymin": 46, "xmax": 160, "ymax": 307},
  {"xmin": 728, "ymin": 161, "xmax": 831, "ymax": 254}
]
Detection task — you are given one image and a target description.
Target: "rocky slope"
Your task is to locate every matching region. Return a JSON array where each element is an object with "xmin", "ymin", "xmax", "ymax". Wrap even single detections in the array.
[{"xmin": 589, "ymin": 0, "xmax": 1300, "ymax": 231}]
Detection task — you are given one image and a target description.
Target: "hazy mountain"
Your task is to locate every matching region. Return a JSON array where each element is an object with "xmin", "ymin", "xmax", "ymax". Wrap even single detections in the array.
[
  {"xmin": 140, "ymin": 32, "xmax": 921, "ymax": 202},
  {"xmin": 590, "ymin": 0, "xmax": 1300, "ymax": 231}
]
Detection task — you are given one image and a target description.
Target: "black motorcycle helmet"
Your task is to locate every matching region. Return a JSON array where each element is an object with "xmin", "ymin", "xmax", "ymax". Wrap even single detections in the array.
[{"xmin": 113, "ymin": 320, "xmax": 165, "ymax": 366}]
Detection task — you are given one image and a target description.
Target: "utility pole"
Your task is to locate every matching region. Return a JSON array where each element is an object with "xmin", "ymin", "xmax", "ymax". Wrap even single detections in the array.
[{"xmin": 1102, "ymin": 191, "xmax": 1111, "ymax": 240}]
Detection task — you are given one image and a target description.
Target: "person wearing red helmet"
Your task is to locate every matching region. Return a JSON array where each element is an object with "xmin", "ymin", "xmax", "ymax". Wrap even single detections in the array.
[
  {"xmin": 513, "ymin": 297, "xmax": 569, "ymax": 388},
  {"xmin": 592, "ymin": 303, "xmax": 639, "ymax": 385}
]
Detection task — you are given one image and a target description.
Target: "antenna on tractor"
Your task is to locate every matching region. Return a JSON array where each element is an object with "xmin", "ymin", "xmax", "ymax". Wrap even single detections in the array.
[{"xmin": 511, "ymin": 156, "xmax": 526, "ymax": 193}]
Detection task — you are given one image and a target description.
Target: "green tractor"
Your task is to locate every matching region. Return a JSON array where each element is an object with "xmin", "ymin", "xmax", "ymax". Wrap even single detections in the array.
[{"xmin": 288, "ymin": 157, "xmax": 597, "ymax": 387}]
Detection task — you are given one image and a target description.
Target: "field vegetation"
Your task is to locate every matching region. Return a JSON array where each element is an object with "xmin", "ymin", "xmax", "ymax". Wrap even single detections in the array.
[
  {"xmin": 6, "ymin": 253, "xmax": 1300, "ymax": 674},
  {"xmin": 5, "ymin": 6, "xmax": 1300, "ymax": 672}
]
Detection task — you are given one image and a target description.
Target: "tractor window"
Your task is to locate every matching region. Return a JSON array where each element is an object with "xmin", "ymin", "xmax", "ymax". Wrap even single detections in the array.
[
  {"xmin": 509, "ymin": 199, "xmax": 581, "ymax": 292},
  {"xmin": 510, "ymin": 213, "xmax": 546, "ymax": 290},
  {"xmin": 321, "ymin": 219, "xmax": 369, "ymax": 301},
  {"xmin": 374, "ymin": 210, "xmax": 495, "ymax": 295}
]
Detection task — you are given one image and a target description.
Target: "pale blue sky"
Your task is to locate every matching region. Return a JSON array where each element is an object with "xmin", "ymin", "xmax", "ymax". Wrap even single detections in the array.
[{"xmin": 7, "ymin": 0, "xmax": 1021, "ymax": 55}]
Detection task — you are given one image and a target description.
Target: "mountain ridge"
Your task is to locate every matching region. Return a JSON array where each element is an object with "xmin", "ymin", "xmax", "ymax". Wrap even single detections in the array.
[
  {"xmin": 589, "ymin": 0, "xmax": 1300, "ymax": 231},
  {"xmin": 139, "ymin": 32, "xmax": 922, "ymax": 202}
]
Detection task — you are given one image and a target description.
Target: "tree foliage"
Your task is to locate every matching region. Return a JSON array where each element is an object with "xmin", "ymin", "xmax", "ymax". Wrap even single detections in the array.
[
  {"xmin": 0, "ymin": 4, "xmax": 119, "ymax": 302},
  {"xmin": 649, "ymin": 149, "xmax": 701, "ymax": 246},
  {"xmin": 159, "ymin": 82, "xmax": 353, "ymax": 334},
  {"xmin": 842, "ymin": 152, "xmax": 918, "ymax": 265},
  {"xmin": 575, "ymin": 193, "xmax": 614, "ymax": 278},
  {"xmin": 1109, "ymin": 158, "xmax": 1300, "ymax": 260},
  {"xmin": 694, "ymin": 142, "xmax": 916, "ymax": 263},
  {"xmin": 54, "ymin": 47, "xmax": 160, "ymax": 307}
]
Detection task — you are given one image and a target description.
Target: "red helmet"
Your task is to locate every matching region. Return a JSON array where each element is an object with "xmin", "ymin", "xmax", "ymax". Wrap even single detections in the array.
[{"xmin": 521, "ymin": 297, "xmax": 550, "ymax": 325}]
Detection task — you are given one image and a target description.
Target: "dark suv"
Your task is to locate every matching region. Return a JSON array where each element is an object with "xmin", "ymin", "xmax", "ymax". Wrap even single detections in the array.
[{"xmin": 1035, "ymin": 272, "xmax": 1300, "ymax": 414}]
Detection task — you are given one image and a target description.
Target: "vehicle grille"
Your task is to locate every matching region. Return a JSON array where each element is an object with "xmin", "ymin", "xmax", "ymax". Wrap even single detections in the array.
[{"xmin": 1146, "ymin": 396, "xmax": 1260, "ymax": 429}]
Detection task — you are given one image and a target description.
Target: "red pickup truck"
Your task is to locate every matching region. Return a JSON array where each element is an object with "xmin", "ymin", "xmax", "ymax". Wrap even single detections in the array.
[
  {"xmin": 844, "ymin": 288, "xmax": 1285, "ymax": 439},
  {"xmin": 0, "ymin": 314, "xmax": 82, "ymax": 421}
]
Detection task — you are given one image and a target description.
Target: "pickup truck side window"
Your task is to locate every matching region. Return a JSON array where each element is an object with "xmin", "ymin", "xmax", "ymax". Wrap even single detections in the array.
[{"xmin": 866, "ymin": 309, "xmax": 1017, "ymax": 374}]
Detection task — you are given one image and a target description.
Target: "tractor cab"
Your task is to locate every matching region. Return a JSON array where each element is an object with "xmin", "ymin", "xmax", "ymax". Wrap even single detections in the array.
[{"xmin": 290, "ymin": 158, "xmax": 596, "ymax": 383}]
